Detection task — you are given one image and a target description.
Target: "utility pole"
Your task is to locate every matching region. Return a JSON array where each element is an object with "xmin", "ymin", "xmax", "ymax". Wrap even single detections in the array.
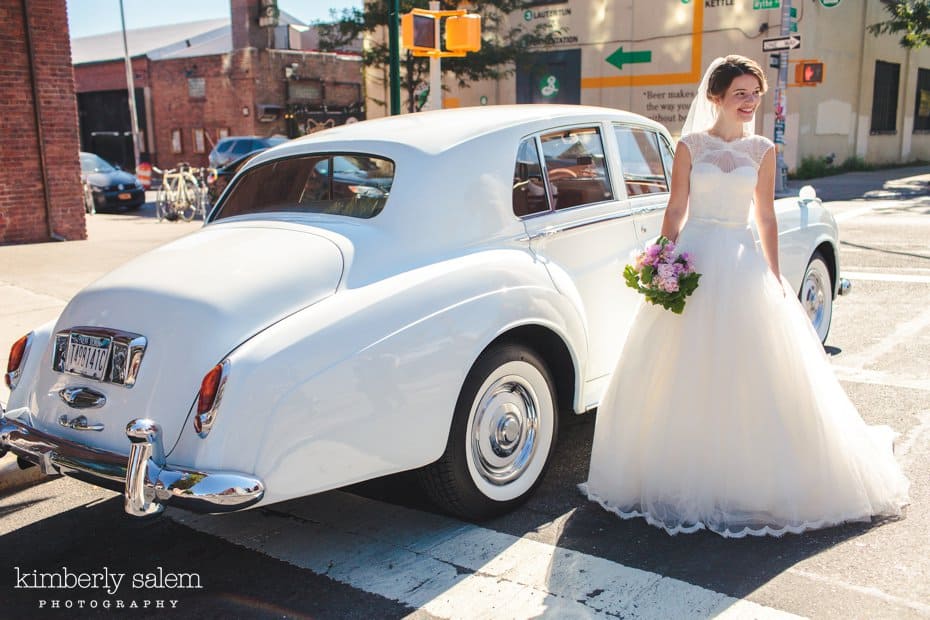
[
  {"xmin": 388, "ymin": 0, "xmax": 401, "ymax": 115},
  {"xmin": 773, "ymin": 0, "xmax": 791, "ymax": 193},
  {"xmin": 119, "ymin": 0, "xmax": 141, "ymax": 168}
]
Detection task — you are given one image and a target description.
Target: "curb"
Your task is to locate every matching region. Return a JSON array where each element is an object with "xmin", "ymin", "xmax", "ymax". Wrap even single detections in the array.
[{"xmin": 0, "ymin": 452, "xmax": 45, "ymax": 494}]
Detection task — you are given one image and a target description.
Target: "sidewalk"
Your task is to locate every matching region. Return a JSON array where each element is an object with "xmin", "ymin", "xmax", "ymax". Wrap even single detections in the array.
[
  {"xmin": 785, "ymin": 163, "xmax": 930, "ymax": 202},
  {"xmin": 1, "ymin": 199, "xmax": 195, "ymax": 493}
]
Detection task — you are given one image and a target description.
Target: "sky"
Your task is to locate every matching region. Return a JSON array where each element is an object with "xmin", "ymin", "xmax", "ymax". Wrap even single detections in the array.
[{"xmin": 67, "ymin": 0, "xmax": 363, "ymax": 39}]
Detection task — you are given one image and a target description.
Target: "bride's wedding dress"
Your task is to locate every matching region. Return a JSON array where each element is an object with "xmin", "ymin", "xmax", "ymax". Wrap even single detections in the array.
[{"xmin": 580, "ymin": 131, "xmax": 909, "ymax": 538}]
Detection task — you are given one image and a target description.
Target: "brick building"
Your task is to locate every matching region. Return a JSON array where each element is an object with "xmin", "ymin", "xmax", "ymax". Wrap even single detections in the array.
[
  {"xmin": 72, "ymin": 0, "xmax": 364, "ymax": 171},
  {"xmin": 1, "ymin": 0, "xmax": 84, "ymax": 244}
]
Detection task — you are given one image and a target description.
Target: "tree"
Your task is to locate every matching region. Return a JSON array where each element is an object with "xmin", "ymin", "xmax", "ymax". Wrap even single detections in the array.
[
  {"xmin": 315, "ymin": 1, "xmax": 565, "ymax": 113},
  {"xmin": 869, "ymin": 0, "xmax": 930, "ymax": 49}
]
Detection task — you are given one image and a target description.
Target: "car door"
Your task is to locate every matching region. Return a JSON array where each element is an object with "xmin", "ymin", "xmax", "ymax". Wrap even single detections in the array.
[
  {"xmin": 517, "ymin": 124, "xmax": 643, "ymax": 408},
  {"xmin": 614, "ymin": 124, "xmax": 672, "ymax": 246}
]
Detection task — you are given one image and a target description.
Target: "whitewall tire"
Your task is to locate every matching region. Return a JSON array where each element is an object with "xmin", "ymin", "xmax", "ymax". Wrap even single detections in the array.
[
  {"xmin": 419, "ymin": 344, "xmax": 559, "ymax": 520},
  {"xmin": 800, "ymin": 252, "xmax": 833, "ymax": 343}
]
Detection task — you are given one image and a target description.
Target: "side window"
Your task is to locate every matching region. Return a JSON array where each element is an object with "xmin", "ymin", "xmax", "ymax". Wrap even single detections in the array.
[
  {"xmin": 660, "ymin": 137, "xmax": 675, "ymax": 186},
  {"xmin": 512, "ymin": 138, "xmax": 550, "ymax": 217},
  {"xmin": 539, "ymin": 127, "xmax": 613, "ymax": 210},
  {"xmin": 614, "ymin": 126, "xmax": 670, "ymax": 196}
]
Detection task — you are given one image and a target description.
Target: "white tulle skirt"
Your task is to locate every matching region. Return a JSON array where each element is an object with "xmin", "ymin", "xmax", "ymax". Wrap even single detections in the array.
[{"xmin": 581, "ymin": 221, "xmax": 910, "ymax": 538}]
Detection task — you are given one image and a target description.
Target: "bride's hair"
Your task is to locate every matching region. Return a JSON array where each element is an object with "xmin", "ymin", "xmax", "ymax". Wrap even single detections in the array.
[{"xmin": 706, "ymin": 55, "xmax": 768, "ymax": 100}]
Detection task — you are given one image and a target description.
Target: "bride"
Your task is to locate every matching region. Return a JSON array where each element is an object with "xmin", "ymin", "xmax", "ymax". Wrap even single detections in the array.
[{"xmin": 580, "ymin": 55, "xmax": 909, "ymax": 538}]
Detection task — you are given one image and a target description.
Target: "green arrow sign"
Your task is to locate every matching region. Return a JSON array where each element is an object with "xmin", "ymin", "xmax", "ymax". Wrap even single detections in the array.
[{"xmin": 606, "ymin": 47, "xmax": 652, "ymax": 70}]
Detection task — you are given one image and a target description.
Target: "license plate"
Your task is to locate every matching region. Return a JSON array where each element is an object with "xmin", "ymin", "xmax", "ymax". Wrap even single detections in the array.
[
  {"xmin": 64, "ymin": 333, "xmax": 112, "ymax": 381},
  {"xmin": 118, "ymin": 192, "xmax": 132, "ymax": 200}
]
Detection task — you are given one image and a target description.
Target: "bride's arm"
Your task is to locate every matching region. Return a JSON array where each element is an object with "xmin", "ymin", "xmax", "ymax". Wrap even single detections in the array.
[
  {"xmin": 754, "ymin": 146, "xmax": 781, "ymax": 282},
  {"xmin": 660, "ymin": 141, "xmax": 691, "ymax": 242}
]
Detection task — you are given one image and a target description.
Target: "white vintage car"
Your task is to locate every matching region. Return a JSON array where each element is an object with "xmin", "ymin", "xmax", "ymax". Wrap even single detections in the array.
[{"xmin": 1, "ymin": 105, "xmax": 848, "ymax": 520}]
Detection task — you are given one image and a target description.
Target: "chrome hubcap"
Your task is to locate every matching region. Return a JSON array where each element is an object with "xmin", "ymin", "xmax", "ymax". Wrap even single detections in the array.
[
  {"xmin": 471, "ymin": 377, "xmax": 539, "ymax": 486},
  {"xmin": 803, "ymin": 268, "xmax": 827, "ymax": 332}
]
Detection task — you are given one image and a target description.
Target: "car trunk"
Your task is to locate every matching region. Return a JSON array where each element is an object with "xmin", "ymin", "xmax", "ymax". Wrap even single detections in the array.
[{"xmin": 27, "ymin": 224, "xmax": 344, "ymax": 456}]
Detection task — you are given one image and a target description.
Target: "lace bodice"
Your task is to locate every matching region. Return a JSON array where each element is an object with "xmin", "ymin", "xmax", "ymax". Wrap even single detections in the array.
[{"xmin": 679, "ymin": 133, "xmax": 774, "ymax": 227}]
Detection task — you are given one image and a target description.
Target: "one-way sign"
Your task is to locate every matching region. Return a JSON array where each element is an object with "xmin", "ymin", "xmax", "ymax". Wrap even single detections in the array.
[{"xmin": 762, "ymin": 35, "xmax": 801, "ymax": 52}]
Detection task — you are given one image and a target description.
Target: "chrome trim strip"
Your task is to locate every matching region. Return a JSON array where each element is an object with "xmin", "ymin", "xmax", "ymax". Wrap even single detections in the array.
[
  {"xmin": 5, "ymin": 331, "xmax": 34, "ymax": 391},
  {"xmin": 59, "ymin": 386, "xmax": 107, "ymax": 409},
  {"xmin": 520, "ymin": 210, "xmax": 636, "ymax": 241},
  {"xmin": 52, "ymin": 327, "xmax": 147, "ymax": 388},
  {"xmin": 0, "ymin": 409, "xmax": 264, "ymax": 517}
]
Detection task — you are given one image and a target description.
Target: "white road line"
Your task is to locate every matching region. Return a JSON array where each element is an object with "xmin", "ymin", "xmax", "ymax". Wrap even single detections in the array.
[
  {"xmin": 171, "ymin": 493, "xmax": 801, "ymax": 620},
  {"xmin": 786, "ymin": 568, "xmax": 930, "ymax": 617},
  {"xmin": 833, "ymin": 366, "xmax": 930, "ymax": 392},
  {"xmin": 843, "ymin": 271, "xmax": 930, "ymax": 284},
  {"xmin": 837, "ymin": 306, "xmax": 930, "ymax": 372},
  {"xmin": 832, "ymin": 204, "xmax": 880, "ymax": 223}
]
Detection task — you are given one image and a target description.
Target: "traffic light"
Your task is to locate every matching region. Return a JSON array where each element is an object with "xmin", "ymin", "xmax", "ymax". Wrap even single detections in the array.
[
  {"xmin": 796, "ymin": 61, "xmax": 824, "ymax": 85},
  {"xmin": 445, "ymin": 14, "xmax": 481, "ymax": 53},
  {"xmin": 402, "ymin": 12, "xmax": 437, "ymax": 52}
]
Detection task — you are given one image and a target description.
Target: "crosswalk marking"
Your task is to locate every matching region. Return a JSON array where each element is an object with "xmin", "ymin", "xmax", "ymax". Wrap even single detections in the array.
[{"xmin": 171, "ymin": 492, "xmax": 801, "ymax": 619}]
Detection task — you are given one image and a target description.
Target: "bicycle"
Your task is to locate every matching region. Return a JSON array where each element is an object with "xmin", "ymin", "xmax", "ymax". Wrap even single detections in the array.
[
  {"xmin": 189, "ymin": 166, "xmax": 219, "ymax": 220},
  {"xmin": 153, "ymin": 163, "xmax": 201, "ymax": 222}
]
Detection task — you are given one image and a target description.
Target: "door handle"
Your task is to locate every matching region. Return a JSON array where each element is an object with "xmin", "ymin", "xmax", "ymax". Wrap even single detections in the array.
[{"xmin": 58, "ymin": 415, "xmax": 104, "ymax": 432}]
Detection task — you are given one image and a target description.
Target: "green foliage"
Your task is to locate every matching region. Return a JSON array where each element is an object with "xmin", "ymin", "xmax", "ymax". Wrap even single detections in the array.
[
  {"xmin": 868, "ymin": 0, "xmax": 930, "ymax": 49},
  {"xmin": 314, "ymin": 1, "xmax": 563, "ymax": 112},
  {"xmin": 790, "ymin": 155, "xmax": 876, "ymax": 180},
  {"xmin": 793, "ymin": 156, "xmax": 835, "ymax": 180},
  {"xmin": 840, "ymin": 155, "xmax": 871, "ymax": 172}
]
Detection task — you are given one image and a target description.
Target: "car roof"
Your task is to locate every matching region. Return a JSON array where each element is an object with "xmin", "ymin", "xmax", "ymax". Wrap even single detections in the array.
[{"xmin": 261, "ymin": 105, "xmax": 663, "ymax": 160}]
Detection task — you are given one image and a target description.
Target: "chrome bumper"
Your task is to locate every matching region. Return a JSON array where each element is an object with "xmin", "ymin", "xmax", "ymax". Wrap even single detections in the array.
[{"xmin": 0, "ymin": 408, "xmax": 264, "ymax": 517}]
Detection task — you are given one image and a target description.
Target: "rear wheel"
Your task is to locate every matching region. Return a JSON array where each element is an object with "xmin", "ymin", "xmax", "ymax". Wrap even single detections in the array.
[
  {"xmin": 418, "ymin": 344, "xmax": 559, "ymax": 520},
  {"xmin": 800, "ymin": 252, "xmax": 833, "ymax": 343}
]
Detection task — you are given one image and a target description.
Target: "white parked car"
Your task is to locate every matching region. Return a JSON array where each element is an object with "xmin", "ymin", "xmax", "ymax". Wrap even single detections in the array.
[{"xmin": 1, "ymin": 105, "xmax": 848, "ymax": 520}]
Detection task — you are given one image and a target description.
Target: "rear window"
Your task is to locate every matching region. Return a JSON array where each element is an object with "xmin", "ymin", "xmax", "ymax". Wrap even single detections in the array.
[{"xmin": 212, "ymin": 153, "xmax": 394, "ymax": 221}]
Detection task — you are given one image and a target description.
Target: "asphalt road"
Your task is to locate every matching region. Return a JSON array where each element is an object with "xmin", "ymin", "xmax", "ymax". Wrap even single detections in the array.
[{"xmin": 1, "ymin": 171, "xmax": 929, "ymax": 619}]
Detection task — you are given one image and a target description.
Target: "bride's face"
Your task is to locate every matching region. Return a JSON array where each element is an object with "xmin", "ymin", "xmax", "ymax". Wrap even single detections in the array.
[{"xmin": 713, "ymin": 74, "xmax": 763, "ymax": 124}]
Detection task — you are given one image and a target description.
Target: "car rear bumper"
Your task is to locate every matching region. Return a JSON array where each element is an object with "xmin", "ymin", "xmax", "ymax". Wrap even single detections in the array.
[{"xmin": 0, "ymin": 408, "xmax": 264, "ymax": 517}]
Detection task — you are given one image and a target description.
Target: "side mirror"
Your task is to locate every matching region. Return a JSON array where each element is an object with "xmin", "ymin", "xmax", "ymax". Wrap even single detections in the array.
[{"xmin": 798, "ymin": 185, "xmax": 818, "ymax": 206}]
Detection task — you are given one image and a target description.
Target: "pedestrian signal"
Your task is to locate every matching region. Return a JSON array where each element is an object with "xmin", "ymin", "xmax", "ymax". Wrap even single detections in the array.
[
  {"xmin": 796, "ymin": 61, "xmax": 824, "ymax": 85},
  {"xmin": 402, "ymin": 12, "xmax": 436, "ymax": 51},
  {"xmin": 445, "ymin": 14, "xmax": 481, "ymax": 53}
]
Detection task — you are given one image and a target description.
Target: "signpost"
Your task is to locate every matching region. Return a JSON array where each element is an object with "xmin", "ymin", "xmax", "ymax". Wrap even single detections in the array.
[{"xmin": 772, "ymin": 0, "xmax": 792, "ymax": 193}]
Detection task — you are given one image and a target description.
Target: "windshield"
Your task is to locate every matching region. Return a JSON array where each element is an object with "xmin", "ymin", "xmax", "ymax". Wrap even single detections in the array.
[
  {"xmin": 80, "ymin": 153, "xmax": 116, "ymax": 174},
  {"xmin": 212, "ymin": 153, "xmax": 395, "ymax": 221}
]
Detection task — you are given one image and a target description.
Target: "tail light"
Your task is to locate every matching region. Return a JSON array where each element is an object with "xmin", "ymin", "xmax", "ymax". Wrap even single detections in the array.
[
  {"xmin": 193, "ymin": 360, "xmax": 229, "ymax": 438},
  {"xmin": 6, "ymin": 332, "xmax": 33, "ymax": 390}
]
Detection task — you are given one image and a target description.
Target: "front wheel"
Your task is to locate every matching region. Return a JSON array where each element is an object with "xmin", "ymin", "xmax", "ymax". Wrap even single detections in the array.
[
  {"xmin": 800, "ymin": 252, "xmax": 833, "ymax": 343},
  {"xmin": 418, "ymin": 344, "xmax": 559, "ymax": 520},
  {"xmin": 155, "ymin": 188, "xmax": 169, "ymax": 221}
]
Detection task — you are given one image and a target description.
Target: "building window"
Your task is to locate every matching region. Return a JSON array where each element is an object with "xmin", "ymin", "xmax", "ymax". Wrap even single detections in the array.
[
  {"xmin": 914, "ymin": 68, "xmax": 930, "ymax": 133},
  {"xmin": 193, "ymin": 128, "xmax": 206, "ymax": 153},
  {"xmin": 188, "ymin": 77, "xmax": 206, "ymax": 99},
  {"xmin": 171, "ymin": 129, "xmax": 182, "ymax": 154},
  {"xmin": 871, "ymin": 60, "xmax": 900, "ymax": 134},
  {"xmin": 218, "ymin": 127, "xmax": 230, "ymax": 140}
]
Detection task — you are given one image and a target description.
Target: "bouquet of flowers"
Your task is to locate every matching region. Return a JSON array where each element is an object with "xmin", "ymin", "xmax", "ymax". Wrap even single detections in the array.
[{"xmin": 623, "ymin": 236, "xmax": 701, "ymax": 314}]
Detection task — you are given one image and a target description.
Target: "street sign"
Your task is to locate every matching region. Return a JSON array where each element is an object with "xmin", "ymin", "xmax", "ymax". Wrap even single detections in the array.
[
  {"xmin": 762, "ymin": 35, "xmax": 801, "ymax": 52},
  {"xmin": 820, "ymin": 0, "xmax": 841, "ymax": 7},
  {"xmin": 753, "ymin": 0, "xmax": 779, "ymax": 9}
]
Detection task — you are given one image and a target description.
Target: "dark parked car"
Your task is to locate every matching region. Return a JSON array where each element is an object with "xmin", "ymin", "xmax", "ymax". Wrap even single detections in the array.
[
  {"xmin": 80, "ymin": 152, "xmax": 145, "ymax": 213},
  {"xmin": 208, "ymin": 135, "xmax": 288, "ymax": 169}
]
